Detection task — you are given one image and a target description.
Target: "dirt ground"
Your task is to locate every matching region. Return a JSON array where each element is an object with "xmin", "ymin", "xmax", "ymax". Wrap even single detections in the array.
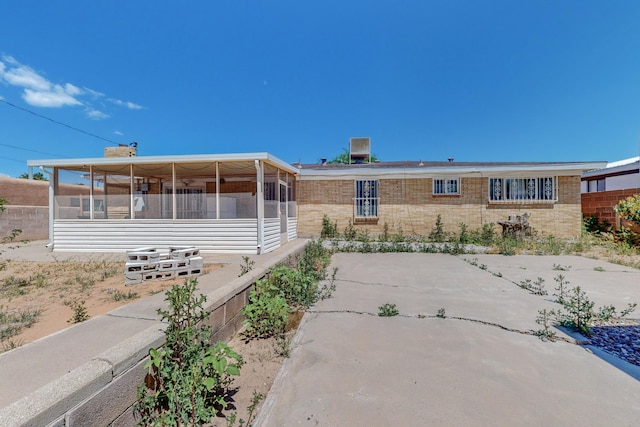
[
  {"xmin": 0, "ymin": 257, "xmax": 221, "ymax": 348},
  {"xmin": 0, "ymin": 244, "xmax": 292, "ymax": 425}
]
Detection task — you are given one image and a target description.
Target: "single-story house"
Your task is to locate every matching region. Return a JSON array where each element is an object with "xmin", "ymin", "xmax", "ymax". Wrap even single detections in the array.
[
  {"xmin": 581, "ymin": 156, "xmax": 640, "ymax": 227},
  {"xmin": 27, "ymin": 149, "xmax": 605, "ymax": 252},
  {"xmin": 27, "ymin": 153, "xmax": 299, "ymax": 253},
  {"xmin": 296, "ymin": 160, "xmax": 606, "ymax": 238}
]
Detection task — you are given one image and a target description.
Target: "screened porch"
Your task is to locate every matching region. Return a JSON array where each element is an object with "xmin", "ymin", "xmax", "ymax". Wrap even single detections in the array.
[{"xmin": 28, "ymin": 153, "xmax": 298, "ymax": 254}]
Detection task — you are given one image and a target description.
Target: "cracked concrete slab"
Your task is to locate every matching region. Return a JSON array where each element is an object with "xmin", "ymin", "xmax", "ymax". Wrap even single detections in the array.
[{"xmin": 257, "ymin": 253, "xmax": 640, "ymax": 426}]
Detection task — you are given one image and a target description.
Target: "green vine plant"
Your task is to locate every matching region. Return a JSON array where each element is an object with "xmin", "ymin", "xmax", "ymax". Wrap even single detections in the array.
[{"xmin": 135, "ymin": 279, "xmax": 243, "ymax": 425}]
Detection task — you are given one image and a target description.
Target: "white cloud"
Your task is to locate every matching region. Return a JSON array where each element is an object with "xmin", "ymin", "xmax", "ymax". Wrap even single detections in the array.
[
  {"xmin": 1, "ymin": 63, "xmax": 51, "ymax": 91},
  {"xmin": 23, "ymin": 87, "xmax": 82, "ymax": 107},
  {"xmin": 0, "ymin": 56, "xmax": 144, "ymax": 114},
  {"xmin": 86, "ymin": 107, "xmax": 110, "ymax": 120},
  {"xmin": 114, "ymin": 130, "xmax": 124, "ymax": 136},
  {"xmin": 108, "ymin": 98, "xmax": 144, "ymax": 110}
]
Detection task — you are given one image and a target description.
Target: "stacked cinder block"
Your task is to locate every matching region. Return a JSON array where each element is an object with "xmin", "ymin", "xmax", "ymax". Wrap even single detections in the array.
[{"xmin": 124, "ymin": 246, "xmax": 203, "ymax": 285}]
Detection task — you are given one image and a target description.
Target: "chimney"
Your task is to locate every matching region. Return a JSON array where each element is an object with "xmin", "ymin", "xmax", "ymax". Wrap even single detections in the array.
[{"xmin": 104, "ymin": 143, "xmax": 137, "ymax": 158}]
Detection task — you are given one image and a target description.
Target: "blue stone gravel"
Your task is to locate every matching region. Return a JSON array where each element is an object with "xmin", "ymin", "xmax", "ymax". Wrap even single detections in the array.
[{"xmin": 589, "ymin": 321, "xmax": 640, "ymax": 366}]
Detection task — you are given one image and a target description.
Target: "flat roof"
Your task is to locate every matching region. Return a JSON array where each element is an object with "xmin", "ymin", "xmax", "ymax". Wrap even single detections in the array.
[
  {"xmin": 296, "ymin": 160, "xmax": 607, "ymax": 179},
  {"xmin": 27, "ymin": 152, "xmax": 299, "ymax": 175}
]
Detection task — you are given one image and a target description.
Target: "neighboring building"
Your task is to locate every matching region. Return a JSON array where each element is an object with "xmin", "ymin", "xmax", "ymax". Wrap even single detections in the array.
[
  {"xmin": 581, "ymin": 156, "xmax": 640, "ymax": 227},
  {"xmin": 26, "ymin": 153, "xmax": 298, "ymax": 253},
  {"xmin": 297, "ymin": 160, "xmax": 605, "ymax": 238}
]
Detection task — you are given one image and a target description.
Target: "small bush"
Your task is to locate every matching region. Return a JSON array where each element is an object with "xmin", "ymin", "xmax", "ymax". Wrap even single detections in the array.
[
  {"xmin": 378, "ymin": 303, "xmax": 399, "ymax": 317},
  {"xmin": 65, "ymin": 299, "xmax": 90, "ymax": 324},
  {"xmin": 615, "ymin": 194, "xmax": 640, "ymax": 226},
  {"xmin": 136, "ymin": 279, "xmax": 243, "ymax": 425},
  {"xmin": 320, "ymin": 215, "xmax": 339, "ymax": 239}
]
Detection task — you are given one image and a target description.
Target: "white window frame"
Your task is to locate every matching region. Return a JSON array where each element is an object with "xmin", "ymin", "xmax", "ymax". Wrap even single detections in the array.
[
  {"xmin": 433, "ymin": 178, "xmax": 460, "ymax": 195},
  {"xmin": 488, "ymin": 177, "xmax": 556, "ymax": 202},
  {"xmin": 354, "ymin": 179, "xmax": 379, "ymax": 218}
]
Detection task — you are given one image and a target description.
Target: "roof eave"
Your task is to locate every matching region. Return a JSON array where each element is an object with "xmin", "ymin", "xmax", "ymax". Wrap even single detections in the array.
[{"xmin": 27, "ymin": 152, "xmax": 299, "ymax": 175}]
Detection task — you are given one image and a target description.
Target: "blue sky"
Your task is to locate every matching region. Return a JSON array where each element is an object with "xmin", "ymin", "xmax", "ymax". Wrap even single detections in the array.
[{"xmin": 1, "ymin": 0, "xmax": 640, "ymax": 177}]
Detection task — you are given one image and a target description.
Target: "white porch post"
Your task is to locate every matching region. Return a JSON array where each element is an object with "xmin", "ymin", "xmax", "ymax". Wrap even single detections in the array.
[
  {"xmin": 130, "ymin": 164, "xmax": 135, "ymax": 219},
  {"xmin": 172, "ymin": 163, "xmax": 177, "ymax": 220},
  {"xmin": 47, "ymin": 168, "xmax": 56, "ymax": 249},
  {"xmin": 255, "ymin": 160, "xmax": 264, "ymax": 254},
  {"xmin": 215, "ymin": 162, "xmax": 220, "ymax": 219},
  {"xmin": 89, "ymin": 166, "xmax": 94, "ymax": 219}
]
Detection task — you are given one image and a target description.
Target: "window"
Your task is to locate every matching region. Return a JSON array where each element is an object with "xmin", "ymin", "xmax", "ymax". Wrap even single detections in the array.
[
  {"xmin": 433, "ymin": 178, "xmax": 460, "ymax": 195},
  {"xmin": 489, "ymin": 177, "xmax": 555, "ymax": 201},
  {"xmin": 355, "ymin": 180, "xmax": 379, "ymax": 217}
]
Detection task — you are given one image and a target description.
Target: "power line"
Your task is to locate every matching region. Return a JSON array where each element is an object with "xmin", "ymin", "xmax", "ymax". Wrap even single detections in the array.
[
  {"xmin": 0, "ymin": 143, "xmax": 68, "ymax": 159},
  {"xmin": 0, "ymin": 155, "xmax": 26, "ymax": 164},
  {"xmin": 0, "ymin": 98, "xmax": 120, "ymax": 146}
]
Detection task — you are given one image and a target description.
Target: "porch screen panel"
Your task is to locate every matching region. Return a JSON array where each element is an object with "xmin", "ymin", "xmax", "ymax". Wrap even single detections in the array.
[
  {"xmin": 218, "ymin": 161, "xmax": 258, "ymax": 219},
  {"xmin": 133, "ymin": 164, "xmax": 172, "ymax": 219},
  {"xmin": 94, "ymin": 165, "xmax": 132, "ymax": 219},
  {"xmin": 172, "ymin": 162, "xmax": 216, "ymax": 219},
  {"xmin": 287, "ymin": 173, "xmax": 297, "ymax": 218},
  {"xmin": 263, "ymin": 163, "xmax": 278, "ymax": 218},
  {"xmin": 53, "ymin": 167, "xmax": 93, "ymax": 219}
]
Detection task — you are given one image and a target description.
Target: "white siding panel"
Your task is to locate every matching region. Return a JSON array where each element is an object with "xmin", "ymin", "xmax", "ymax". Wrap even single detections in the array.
[
  {"xmin": 53, "ymin": 219, "xmax": 258, "ymax": 253},
  {"xmin": 287, "ymin": 217, "xmax": 298, "ymax": 241},
  {"xmin": 262, "ymin": 218, "xmax": 280, "ymax": 254}
]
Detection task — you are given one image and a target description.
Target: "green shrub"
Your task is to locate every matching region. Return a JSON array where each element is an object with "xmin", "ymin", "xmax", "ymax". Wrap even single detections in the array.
[
  {"xmin": 615, "ymin": 194, "xmax": 640, "ymax": 226},
  {"xmin": 320, "ymin": 215, "xmax": 339, "ymax": 239},
  {"xmin": 136, "ymin": 279, "xmax": 243, "ymax": 425},
  {"xmin": 243, "ymin": 281, "xmax": 290, "ymax": 339}
]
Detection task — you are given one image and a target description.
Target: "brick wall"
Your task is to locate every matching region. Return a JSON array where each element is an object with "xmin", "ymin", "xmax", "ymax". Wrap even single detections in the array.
[
  {"xmin": 298, "ymin": 176, "xmax": 582, "ymax": 238},
  {"xmin": 581, "ymin": 187, "xmax": 640, "ymax": 228}
]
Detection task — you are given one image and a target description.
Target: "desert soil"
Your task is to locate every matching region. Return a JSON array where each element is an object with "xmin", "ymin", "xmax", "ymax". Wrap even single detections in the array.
[{"xmin": 0, "ymin": 244, "xmax": 287, "ymax": 425}]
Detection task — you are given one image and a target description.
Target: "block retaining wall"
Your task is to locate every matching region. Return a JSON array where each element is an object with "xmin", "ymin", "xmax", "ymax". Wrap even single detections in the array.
[{"xmin": 0, "ymin": 244, "xmax": 306, "ymax": 427}]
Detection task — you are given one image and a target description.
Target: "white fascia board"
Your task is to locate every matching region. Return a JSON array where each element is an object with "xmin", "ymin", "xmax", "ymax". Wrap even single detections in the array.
[
  {"xmin": 297, "ymin": 162, "xmax": 607, "ymax": 180},
  {"xmin": 28, "ymin": 152, "xmax": 299, "ymax": 175},
  {"xmin": 582, "ymin": 160, "xmax": 640, "ymax": 179}
]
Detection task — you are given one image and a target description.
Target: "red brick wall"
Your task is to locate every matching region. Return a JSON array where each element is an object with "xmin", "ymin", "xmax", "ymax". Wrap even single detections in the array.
[{"xmin": 581, "ymin": 188, "xmax": 640, "ymax": 228}]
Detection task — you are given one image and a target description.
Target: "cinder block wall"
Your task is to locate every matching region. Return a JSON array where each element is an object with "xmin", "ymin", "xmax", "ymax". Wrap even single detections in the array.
[
  {"xmin": 581, "ymin": 187, "xmax": 640, "ymax": 229},
  {"xmin": 0, "ymin": 206, "xmax": 49, "ymax": 240},
  {"xmin": 298, "ymin": 176, "xmax": 582, "ymax": 238}
]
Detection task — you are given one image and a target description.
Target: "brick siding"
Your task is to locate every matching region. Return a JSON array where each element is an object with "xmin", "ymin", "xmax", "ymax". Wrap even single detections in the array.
[{"xmin": 298, "ymin": 176, "xmax": 582, "ymax": 238}]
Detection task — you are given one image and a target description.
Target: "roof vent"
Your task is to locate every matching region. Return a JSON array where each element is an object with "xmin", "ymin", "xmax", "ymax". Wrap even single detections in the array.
[{"xmin": 350, "ymin": 137, "xmax": 371, "ymax": 163}]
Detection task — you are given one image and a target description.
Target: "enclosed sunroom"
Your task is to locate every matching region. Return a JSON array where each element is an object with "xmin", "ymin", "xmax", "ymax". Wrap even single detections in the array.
[{"xmin": 27, "ymin": 153, "xmax": 298, "ymax": 254}]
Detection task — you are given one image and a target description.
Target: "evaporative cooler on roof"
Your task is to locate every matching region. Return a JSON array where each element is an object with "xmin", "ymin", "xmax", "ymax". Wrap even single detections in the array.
[{"xmin": 350, "ymin": 137, "xmax": 371, "ymax": 163}]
